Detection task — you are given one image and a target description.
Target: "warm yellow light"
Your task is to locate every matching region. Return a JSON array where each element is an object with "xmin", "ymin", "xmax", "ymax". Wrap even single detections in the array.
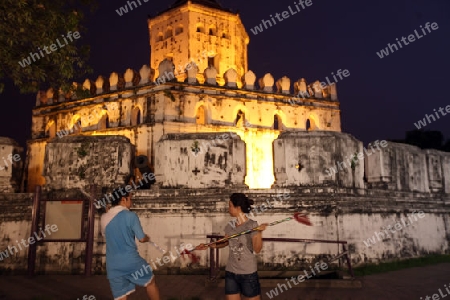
[
  {"xmin": 45, "ymin": 120, "xmax": 55, "ymax": 130},
  {"xmin": 235, "ymin": 129, "xmax": 280, "ymax": 189},
  {"xmin": 70, "ymin": 114, "xmax": 81, "ymax": 128},
  {"xmin": 91, "ymin": 131, "xmax": 113, "ymax": 136}
]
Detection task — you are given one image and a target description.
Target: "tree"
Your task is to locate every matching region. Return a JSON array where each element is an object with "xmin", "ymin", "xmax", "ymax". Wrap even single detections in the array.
[
  {"xmin": 404, "ymin": 130, "xmax": 444, "ymax": 150},
  {"xmin": 443, "ymin": 139, "xmax": 450, "ymax": 152},
  {"xmin": 0, "ymin": 0, "xmax": 96, "ymax": 94}
]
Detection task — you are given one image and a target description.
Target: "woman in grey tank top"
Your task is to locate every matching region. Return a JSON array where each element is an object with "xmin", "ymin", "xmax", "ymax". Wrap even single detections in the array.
[{"xmin": 197, "ymin": 193, "xmax": 268, "ymax": 300}]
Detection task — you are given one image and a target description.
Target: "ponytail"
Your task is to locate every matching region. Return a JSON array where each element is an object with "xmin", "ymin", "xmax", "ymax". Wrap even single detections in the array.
[{"xmin": 230, "ymin": 193, "xmax": 254, "ymax": 213}]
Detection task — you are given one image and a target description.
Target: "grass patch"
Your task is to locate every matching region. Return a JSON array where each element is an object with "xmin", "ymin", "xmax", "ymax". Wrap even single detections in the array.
[{"xmin": 354, "ymin": 254, "xmax": 450, "ymax": 276}]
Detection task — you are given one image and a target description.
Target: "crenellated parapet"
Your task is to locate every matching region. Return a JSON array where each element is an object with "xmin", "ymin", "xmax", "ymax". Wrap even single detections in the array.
[
  {"xmin": 273, "ymin": 131, "xmax": 450, "ymax": 195},
  {"xmin": 35, "ymin": 61, "xmax": 339, "ymax": 107},
  {"xmin": 366, "ymin": 142, "xmax": 450, "ymax": 194},
  {"xmin": 29, "ymin": 59, "xmax": 342, "ymax": 192}
]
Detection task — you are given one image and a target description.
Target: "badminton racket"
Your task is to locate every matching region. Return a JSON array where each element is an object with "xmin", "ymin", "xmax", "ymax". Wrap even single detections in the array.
[{"xmin": 201, "ymin": 212, "xmax": 312, "ymax": 248}]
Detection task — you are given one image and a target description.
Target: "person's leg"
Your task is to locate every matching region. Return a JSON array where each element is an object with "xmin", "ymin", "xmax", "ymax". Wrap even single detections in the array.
[
  {"xmin": 126, "ymin": 264, "xmax": 159, "ymax": 300},
  {"xmin": 145, "ymin": 277, "xmax": 160, "ymax": 300},
  {"xmin": 243, "ymin": 296, "xmax": 260, "ymax": 300},
  {"xmin": 109, "ymin": 276, "xmax": 136, "ymax": 300},
  {"xmin": 225, "ymin": 271, "xmax": 242, "ymax": 300},
  {"xmin": 239, "ymin": 272, "xmax": 261, "ymax": 300}
]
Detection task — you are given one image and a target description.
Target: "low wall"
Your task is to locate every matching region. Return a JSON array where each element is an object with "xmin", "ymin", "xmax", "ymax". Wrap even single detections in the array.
[{"xmin": 1, "ymin": 188, "xmax": 448, "ymax": 274}]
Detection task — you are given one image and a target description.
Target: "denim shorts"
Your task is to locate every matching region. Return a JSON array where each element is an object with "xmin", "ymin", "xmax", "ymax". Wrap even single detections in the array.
[{"xmin": 225, "ymin": 271, "xmax": 261, "ymax": 297}]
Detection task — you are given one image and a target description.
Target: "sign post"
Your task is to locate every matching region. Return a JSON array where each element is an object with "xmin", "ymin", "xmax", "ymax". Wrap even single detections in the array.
[
  {"xmin": 85, "ymin": 185, "xmax": 96, "ymax": 276},
  {"xmin": 27, "ymin": 185, "xmax": 96, "ymax": 276},
  {"xmin": 27, "ymin": 186, "xmax": 41, "ymax": 277}
]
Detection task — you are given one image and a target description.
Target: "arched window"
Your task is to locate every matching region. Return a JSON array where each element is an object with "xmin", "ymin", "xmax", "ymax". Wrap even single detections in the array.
[
  {"xmin": 165, "ymin": 27, "xmax": 173, "ymax": 39},
  {"xmin": 157, "ymin": 32, "xmax": 163, "ymax": 42},
  {"xmin": 46, "ymin": 121, "xmax": 56, "ymax": 138},
  {"xmin": 274, "ymin": 115, "xmax": 283, "ymax": 130},
  {"xmin": 235, "ymin": 110, "xmax": 245, "ymax": 127},
  {"xmin": 208, "ymin": 26, "xmax": 216, "ymax": 36},
  {"xmin": 207, "ymin": 55, "xmax": 220, "ymax": 70},
  {"xmin": 208, "ymin": 57, "xmax": 214, "ymax": 67},
  {"xmin": 221, "ymin": 32, "xmax": 228, "ymax": 39},
  {"xmin": 136, "ymin": 110, "xmax": 141, "ymax": 125},
  {"xmin": 196, "ymin": 24, "xmax": 204, "ymax": 33},
  {"xmin": 306, "ymin": 118, "xmax": 317, "ymax": 131},
  {"xmin": 99, "ymin": 114, "xmax": 109, "ymax": 130},
  {"xmin": 131, "ymin": 107, "xmax": 142, "ymax": 126},
  {"xmin": 72, "ymin": 117, "xmax": 82, "ymax": 134},
  {"xmin": 196, "ymin": 106, "xmax": 206, "ymax": 125},
  {"xmin": 175, "ymin": 25, "xmax": 183, "ymax": 35}
]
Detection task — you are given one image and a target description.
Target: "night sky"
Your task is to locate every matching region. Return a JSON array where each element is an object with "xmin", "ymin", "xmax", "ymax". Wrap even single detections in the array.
[{"xmin": 1, "ymin": 0, "xmax": 449, "ymax": 150}]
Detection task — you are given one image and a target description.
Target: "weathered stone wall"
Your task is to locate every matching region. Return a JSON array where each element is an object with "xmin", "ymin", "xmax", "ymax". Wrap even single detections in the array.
[
  {"xmin": 24, "ymin": 141, "xmax": 47, "ymax": 192},
  {"xmin": 43, "ymin": 136, "xmax": 134, "ymax": 192},
  {"xmin": 0, "ymin": 138, "xmax": 23, "ymax": 193},
  {"xmin": 366, "ymin": 142, "xmax": 450, "ymax": 193},
  {"xmin": 0, "ymin": 191, "xmax": 97, "ymax": 274},
  {"xmin": 155, "ymin": 132, "xmax": 246, "ymax": 188},
  {"xmin": 27, "ymin": 84, "xmax": 340, "ymax": 191},
  {"xmin": 273, "ymin": 131, "xmax": 364, "ymax": 189},
  {"xmin": 1, "ymin": 188, "xmax": 448, "ymax": 274},
  {"xmin": 27, "ymin": 62, "xmax": 342, "ymax": 191},
  {"xmin": 425, "ymin": 149, "xmax": 450, "ymax": 193},
  {"xmin": 0, "ymin": 193, "xmax": 33, "ymax": 272}
]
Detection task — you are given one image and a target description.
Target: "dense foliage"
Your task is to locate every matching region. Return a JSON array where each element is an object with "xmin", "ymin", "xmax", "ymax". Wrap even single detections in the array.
[{"xmin": 0, "ymin": 0, "xmax": 96, "ymax": 94}]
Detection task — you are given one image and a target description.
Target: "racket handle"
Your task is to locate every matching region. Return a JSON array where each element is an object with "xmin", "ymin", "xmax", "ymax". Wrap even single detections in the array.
[
  {"xmin": 205, "ymin": 236, "xmax": 232, "ymax": 246},
  {"xmin": 268, "ymin": 217, "xmax": 293, "ymax": 226},
  {"xmin": 204, "ymin": 215, "xmax": 299, "ymax": 246}
]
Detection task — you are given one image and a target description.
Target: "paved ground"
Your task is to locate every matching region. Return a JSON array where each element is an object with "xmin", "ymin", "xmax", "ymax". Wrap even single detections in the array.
[{"xmin": 0, "ymin": 263, "xmax": 449, "ymax": 300}]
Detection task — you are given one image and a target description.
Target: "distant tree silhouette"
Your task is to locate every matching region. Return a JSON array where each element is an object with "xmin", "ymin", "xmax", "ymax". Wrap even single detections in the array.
[
  {"xmin": 443, "ymin": 140, "xmax": 450, "ymax": 152},
  {"xmin": 389, "ymin": 130, "xmax": 449, "ymax": 152}
]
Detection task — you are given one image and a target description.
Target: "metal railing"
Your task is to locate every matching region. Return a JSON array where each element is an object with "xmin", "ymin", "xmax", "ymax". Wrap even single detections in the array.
[{"xmin": 205, "ymin": 235, "xmax": 354, "ymax": 281}]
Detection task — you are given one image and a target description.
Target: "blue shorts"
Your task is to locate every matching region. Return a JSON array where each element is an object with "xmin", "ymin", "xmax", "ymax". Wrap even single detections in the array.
[
  {"xmin": 225, "ymin": 271, "xmax": 261, "ymax": 297},
  {"xmin": 108, "ymin": 265, "xmax": 154, "ymax": 300}
]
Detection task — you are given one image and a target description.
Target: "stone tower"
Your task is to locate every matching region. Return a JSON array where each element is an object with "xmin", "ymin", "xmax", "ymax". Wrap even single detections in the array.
[
  {"xmin": 4, "ymin": 0, "xmax": 448, "ymax": 277},
  {"xmin": 27, "ymin": 0, "xmax": 343, "ymax": 192},
  {"xmin": 148, "ymin": 0, "xmax": 249, "ymax": 85}
]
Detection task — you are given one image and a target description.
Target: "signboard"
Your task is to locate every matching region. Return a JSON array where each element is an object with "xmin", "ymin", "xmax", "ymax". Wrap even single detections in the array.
[{"xmin": 44, "ymin": 201, "xmax": 83, "ymax": 240}]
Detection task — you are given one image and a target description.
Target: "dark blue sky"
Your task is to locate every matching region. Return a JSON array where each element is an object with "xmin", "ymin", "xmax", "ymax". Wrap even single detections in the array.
[{"xmin": 1, "ymin": 0, "xmax": 449, "ymax": 149}]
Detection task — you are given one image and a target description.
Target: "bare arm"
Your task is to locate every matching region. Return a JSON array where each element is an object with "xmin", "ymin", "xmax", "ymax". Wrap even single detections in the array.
[
  {"xmin": 195, "ymin": 235, "xmax": 229, "ymax": 250},
  {"xmin": 210, "ymin": 241, "xmax": 229, "ymax": 248},
  {"xmin": 252, "ymin": 224, "xmax": 268, "ymax": 254}
]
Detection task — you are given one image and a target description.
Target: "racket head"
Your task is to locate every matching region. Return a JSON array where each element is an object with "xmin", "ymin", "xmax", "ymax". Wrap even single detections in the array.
[
  {"xmin": 180, "ymin": 249, "xmax": 200, "ymax": 264},
  {"xmin": 293, "ymin": 212, "xmax": 313, "ymax": 226}
]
